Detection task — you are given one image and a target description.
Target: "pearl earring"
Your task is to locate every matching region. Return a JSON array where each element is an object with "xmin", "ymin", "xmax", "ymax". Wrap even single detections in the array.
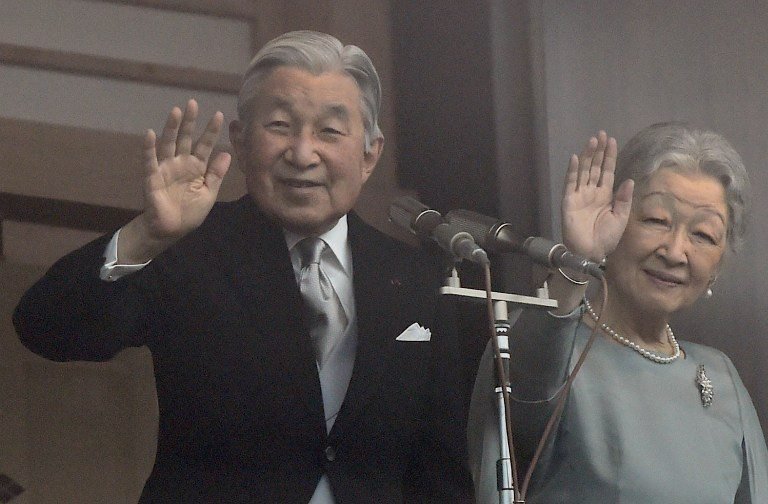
[{"xmin": 705, "ymin": 277, "xmax": 716, "ymax": 298}]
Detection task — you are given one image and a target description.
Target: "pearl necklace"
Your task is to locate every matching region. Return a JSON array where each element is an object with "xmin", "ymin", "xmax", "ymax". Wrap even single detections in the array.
[{"xmin": 583, "ymin": 298, "xmax": 680, "ymax": 364}]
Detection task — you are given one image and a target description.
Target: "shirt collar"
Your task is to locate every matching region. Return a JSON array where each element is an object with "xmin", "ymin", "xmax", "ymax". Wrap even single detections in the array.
[{"xmin": 284, "ymin": 216, "xmax": 352, "ymax": 276}]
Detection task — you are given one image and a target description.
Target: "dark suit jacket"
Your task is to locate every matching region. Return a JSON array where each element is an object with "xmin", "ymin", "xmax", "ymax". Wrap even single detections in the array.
[{"xmin": 14, "ymin": 197, "xmax": 473, "ymax": 503}]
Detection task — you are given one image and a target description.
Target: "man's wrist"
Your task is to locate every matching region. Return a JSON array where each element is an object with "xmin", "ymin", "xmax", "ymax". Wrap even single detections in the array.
[
  {"xmin": 100, "ymin": 228, "xmax": 152, "ymax": 281},
  {"xmin": 118, "ymin": 215, "xmax": 177, "ymax": 264}
]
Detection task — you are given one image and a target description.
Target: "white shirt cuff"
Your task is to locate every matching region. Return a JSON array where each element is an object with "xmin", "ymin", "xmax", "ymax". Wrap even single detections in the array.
[{"xmin": 99, "ymin": 228, "xmax": 151, "ymax": 281}]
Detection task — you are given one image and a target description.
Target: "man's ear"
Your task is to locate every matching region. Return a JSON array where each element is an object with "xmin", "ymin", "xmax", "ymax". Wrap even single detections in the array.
[
  {"xmin": 229, "ymin": 119, "xmax": 246, "ymax": 173},
  {"xmin": 361, "ymin": 136, "xmax": 384, "ymax": 183}
]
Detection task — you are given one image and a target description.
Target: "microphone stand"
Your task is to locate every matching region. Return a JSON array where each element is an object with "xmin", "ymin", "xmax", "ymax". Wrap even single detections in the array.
[
  {"xmin": 441, "ymin": 270, "xmax": 556, "ymax": 504},
  {"xmin": 492, "ymin": 303, "xmax": 515, "ymax": 504}
]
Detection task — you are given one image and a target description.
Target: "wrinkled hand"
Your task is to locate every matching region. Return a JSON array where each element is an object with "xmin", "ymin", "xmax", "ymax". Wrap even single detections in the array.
[
  {"xmin": 141, "ymin": 99, "xmax": 231, "ymax": 241},
  {"xmin": 561, "ymin": 131, "xmax": 634, "ymax": 262},
  {"xmin": 118, "ymin": 100, "xmax": 231, "ymax": 263}
]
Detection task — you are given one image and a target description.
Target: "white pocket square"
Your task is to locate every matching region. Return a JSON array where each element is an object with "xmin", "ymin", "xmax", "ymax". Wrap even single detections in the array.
[{"xmin": 395, "ymin": 322, "xmax": 431, "ymax": 342}]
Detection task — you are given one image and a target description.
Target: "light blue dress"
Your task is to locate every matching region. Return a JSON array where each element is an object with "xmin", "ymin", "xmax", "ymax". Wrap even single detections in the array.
[{"xmin": 468, "ymin": 306, "xmax": 768, "ymax": 503}]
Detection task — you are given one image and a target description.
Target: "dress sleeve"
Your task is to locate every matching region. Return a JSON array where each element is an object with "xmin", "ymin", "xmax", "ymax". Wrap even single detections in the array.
[
  {"xmin": 728, "ymin": 357, "xmax": 768, "ymax": 503},
  {"xmin": 508, "ymin": 306, "xmax": 582, "ymax": 401},
  {"xmin": 467, "ymin": 306, "xmax": 582, "ymax": 503}
]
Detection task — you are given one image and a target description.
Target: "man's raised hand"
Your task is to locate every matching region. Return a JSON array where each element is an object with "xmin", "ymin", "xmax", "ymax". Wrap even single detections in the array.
[{"xmin": 119, "ymin": 99, "xmax": 231, "ymax": 264}]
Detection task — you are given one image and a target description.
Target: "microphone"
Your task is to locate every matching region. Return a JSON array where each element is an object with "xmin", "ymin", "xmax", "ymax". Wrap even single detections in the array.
[
  {"xmin": 444, "ymin": 208, "xmax": 603, "ymax": 278},
  {"xmin": 389, "ymin": 197, "xmax": 489, "ymax": 265},
  {"xmin": 388, "ymin": 195, "xmax": 442, "ymax": 237}
]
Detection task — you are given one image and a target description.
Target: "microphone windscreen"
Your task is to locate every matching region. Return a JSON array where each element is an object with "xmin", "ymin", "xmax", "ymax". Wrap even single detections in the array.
[
  {"xmin": 388, "ymin": 196, "xmax": 442, "ymax": 236},
  {"xmin": 444, "ymin": 209, "xmax": 496, "ymax": 245}
]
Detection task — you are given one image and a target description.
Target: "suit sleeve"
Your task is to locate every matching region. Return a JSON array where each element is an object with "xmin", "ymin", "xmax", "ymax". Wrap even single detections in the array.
[{"xmin": 13, "ymin": 233, "xmax": 158, "ymax": 362}]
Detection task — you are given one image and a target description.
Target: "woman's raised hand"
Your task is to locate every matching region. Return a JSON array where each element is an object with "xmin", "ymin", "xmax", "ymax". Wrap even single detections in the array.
[{"xmin": 561, "ymin": 131, "xmax": 634, "ymax": 262}]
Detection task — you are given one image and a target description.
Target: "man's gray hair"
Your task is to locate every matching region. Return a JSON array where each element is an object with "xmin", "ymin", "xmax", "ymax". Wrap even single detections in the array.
[
  {"xmin": 615, "ymin": 122, "xmax": 750, "ymax": 251},
  {"xmin": 237, "ymin": 30, "xmax": 383, "ymax": 152}
]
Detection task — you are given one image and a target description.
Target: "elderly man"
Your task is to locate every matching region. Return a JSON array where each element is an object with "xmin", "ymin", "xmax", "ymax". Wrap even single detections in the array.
[{"xmin": 14, "ymin": 31, "xmax": 472, "ymax": 502}]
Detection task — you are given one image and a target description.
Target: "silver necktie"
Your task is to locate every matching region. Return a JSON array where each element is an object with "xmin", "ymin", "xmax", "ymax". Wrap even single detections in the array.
[{"xmin": 297, "ymin": 237, "xmax": 347, "ymax": 368}]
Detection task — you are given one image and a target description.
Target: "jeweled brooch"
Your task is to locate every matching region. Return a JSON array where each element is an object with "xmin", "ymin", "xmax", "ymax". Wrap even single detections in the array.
[{"xmin": 695, "ymin": 364, "xmax": 714, "ymax": 407}]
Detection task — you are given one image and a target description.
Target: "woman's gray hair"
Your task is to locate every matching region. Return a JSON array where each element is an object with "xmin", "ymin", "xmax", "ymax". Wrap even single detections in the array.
[
  {"xmin": 615, "ymin": 122, "xmax": 750, "ymax": 251},
  {"xmin": 237, "ymin": 30, "xmax": 382, "ymax": 153}
]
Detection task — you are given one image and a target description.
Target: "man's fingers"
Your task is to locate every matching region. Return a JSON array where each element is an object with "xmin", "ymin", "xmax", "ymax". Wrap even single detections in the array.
[
  {"xmin": 204, "ymin": 152, "xmax": 232, "ymax": 195},
  {"xmin": 193, "ymin": 111, "xmax": 224, "ymax": 163},
  {"xmin": 176, "ymin": 99, "xmax": 199, "ymax": 155},
  {"xmin": 143, "ymin": 129, "xmax": 159, "ymax": 176},
  {"xmin": 157, "ymin": 107, "xmax": 182, "ymax": 160}
]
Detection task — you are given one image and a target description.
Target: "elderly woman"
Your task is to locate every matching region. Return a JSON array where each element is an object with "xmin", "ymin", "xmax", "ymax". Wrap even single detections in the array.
[{"xmin": 468, "ymin": 123, "xmax": 768, "ymax": 503}]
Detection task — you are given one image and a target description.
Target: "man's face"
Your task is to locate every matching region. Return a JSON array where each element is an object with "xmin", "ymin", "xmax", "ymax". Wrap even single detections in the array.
[{"xmin": 230, "ymin": 66, "xmax": 382, "ymax": 235}]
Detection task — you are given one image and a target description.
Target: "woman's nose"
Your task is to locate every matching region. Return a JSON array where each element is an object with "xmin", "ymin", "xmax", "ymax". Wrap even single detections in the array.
[{"xmin": 657, "ymin": 229, "xmax": 689, "ymax": 265}]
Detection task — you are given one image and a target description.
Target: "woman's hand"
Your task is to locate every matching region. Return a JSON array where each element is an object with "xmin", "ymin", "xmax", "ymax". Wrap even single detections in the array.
[{"xmin": 561, "ymin": 131, "xmax": 634, "ymax": 262}]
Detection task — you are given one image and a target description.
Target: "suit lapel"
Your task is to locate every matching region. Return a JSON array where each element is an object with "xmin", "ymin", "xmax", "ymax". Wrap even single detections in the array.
[
  {"xmin": 333, "ymin": 213, "xmax": 419, "ymax": 430},
  {"xmin": 222, "ymin": 198, "xmax": 326, "ymax": 430}
]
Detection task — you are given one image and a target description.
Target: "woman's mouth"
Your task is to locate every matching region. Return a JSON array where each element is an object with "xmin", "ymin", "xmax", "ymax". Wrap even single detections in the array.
[{"xmin": 644, "ymin": 269, "xmax": 685, "ymax": 287}]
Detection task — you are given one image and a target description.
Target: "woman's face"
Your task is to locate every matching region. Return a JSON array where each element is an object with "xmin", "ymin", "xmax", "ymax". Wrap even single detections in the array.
[{"xmin": 605, "ymin": 167, "xmax": 728, "ymax": 318}]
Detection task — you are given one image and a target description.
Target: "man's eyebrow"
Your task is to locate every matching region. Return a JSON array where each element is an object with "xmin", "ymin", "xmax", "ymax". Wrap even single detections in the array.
[
  {"xmin": 320, "ymin": 104, "xmax": 351, "ymax": 121},
  {"xmin": 259, "ymin": 99, "xmax": 350, "ymax": 123},
  {"xmin": 265, "ymin": 97, "xmax": 293, "ymax": 110}
]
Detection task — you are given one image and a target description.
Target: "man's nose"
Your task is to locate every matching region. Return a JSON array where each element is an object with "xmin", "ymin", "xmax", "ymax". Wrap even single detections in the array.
[{"xmin": 285, "ymin": 129, "xmax": 320, "ymax": 169}]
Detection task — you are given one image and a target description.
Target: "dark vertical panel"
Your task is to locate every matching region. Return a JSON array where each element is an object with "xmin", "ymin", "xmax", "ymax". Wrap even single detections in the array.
[
  {"xmin": 390, "ymin": 1, "xmax": 499, "ymax": 217},
  {"xmin": 488, "ymin": 0, "xmax": 540, "ymax": 294},
  {"xmin": 390, "ymin": 1, "xmax": 539, "ymax": 294},
  {"xmin": 390, "ymin": 3, "xmax": 541, "ymax": 445}
]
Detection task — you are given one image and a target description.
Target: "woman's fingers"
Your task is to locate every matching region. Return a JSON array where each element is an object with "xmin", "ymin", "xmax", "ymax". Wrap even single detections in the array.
[
  {"xmin": 612, "ymin": 179, "xmax": 634, "ymax": 218},
  {"xmin": 576, "ymin": 136, "xmax": 597, "ymax": 190},
  {"xmin": 597, "ymin": 136, "xmax": 617, "ymax": 187},
  {"xmin": 587, "ymin": 131, "xmax": 608, "ymax": 186},
  {"xmin": 572, "ymin": 131, "xmax": 618, "ymax": 192},
  {"xmin": 565, "ymin": 153, "xmax": 580, "ymax": 192}
]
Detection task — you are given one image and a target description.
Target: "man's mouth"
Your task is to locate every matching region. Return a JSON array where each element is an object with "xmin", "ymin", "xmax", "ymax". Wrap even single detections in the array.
[{"xmin": 282, "ymin": 178, "xmax": 323, "ymax": 188}]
